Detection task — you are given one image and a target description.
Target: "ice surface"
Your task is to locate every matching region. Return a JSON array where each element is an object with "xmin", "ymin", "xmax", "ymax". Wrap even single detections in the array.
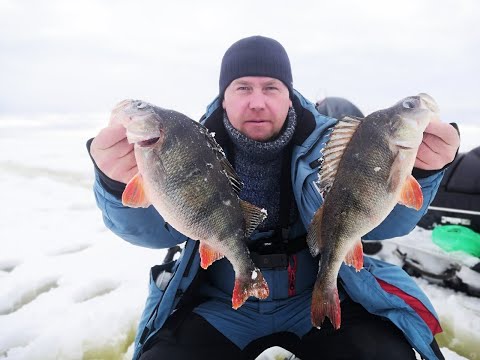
[{"xmin": 0, "ymin": 115, "xmax": 477, "ymax": 359}]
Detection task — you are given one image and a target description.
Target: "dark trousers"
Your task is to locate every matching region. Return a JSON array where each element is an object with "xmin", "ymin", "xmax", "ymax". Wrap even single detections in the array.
[{"xmin": 139, "ymin": 298, "xmax": 442, "ymax": 360}]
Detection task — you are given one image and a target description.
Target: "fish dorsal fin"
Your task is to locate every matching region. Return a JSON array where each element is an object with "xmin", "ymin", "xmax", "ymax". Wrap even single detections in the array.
[
  {"xmin": 195, "ymin": 121, "xmax": 243, "ymax": 195},
  {"xmin": 122, "ymin": 173, "xmax": 151, "ymax": 208},
  {"xmin": 398, "ymin": 174, "xmax": 423, "ymax": 210},
  {"xmin": 240, "ymin": 200, "xmax": 268, "ymax": 237},
  {"xmin": 317, "ymin": 116, "xmax": 362, "ymax": 195},
  {"xmin": 218, "ymin": 157, "xmax": 243, "ymax": 196}
]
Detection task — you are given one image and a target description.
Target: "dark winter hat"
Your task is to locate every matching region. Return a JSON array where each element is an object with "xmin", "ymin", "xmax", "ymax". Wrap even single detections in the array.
[{"xmin": 219, "ymin": 36, "xmax": 293, "ymax": 99}]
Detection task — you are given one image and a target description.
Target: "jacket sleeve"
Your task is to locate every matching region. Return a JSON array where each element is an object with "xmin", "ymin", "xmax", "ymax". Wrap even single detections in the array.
[
  {"xmin": 93, "ymin": 173, "xmax": 188, "ymax": 248},
  {"xmin": 362, "ymin": 171, "xmax": 444, "ymax": 240},
  {"xmin": 86, "ymin": 138, "xmax": 187, "ymax": 248}
]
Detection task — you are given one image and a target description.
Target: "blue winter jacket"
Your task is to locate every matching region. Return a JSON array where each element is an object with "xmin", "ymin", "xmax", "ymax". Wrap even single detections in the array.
[{"xmin": 92, "ymin": 90, "xmax": 444, "ymax": 360}]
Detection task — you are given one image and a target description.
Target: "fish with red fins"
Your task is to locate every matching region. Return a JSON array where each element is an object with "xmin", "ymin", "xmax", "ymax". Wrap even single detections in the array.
[
  {"xmin": 112, "ymin": 100, "xmax": 270, "ymax": 309},
  {"xmin": 307, "ymin": 93, "xmax": 440, "ymax": 329}
]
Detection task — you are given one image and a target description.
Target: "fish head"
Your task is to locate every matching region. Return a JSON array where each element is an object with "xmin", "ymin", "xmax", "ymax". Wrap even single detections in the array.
[
  {"xmin": 384, "ymin": 93, "xmax": 440, "ymax": 150},
  {"xmin": 112, "ymin": 99, "xmax": 166, "ymax": 148}
]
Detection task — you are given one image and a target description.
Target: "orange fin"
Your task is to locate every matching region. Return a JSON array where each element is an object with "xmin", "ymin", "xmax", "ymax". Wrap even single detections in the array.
[
  {"xmin": 311, "ymin": 282, "xmax": 341, "ymax": 330},
  {"xmin": 199, "ymin": 242, "xmax": 224, "ymax": 269},
  {"xmin": 232, "ymin": 269, "xmax": 269, "ymax": 310},
  {"xmin": 344, "ymin": 240, "xmax": 363, "ymax": 272},
  {"xmin": 398, "ymin": 174, "xmax": 423, "ymax": 210},
  {"xmin": 122, "ymin": 173, "xmax": 151, "ymax": 208}
]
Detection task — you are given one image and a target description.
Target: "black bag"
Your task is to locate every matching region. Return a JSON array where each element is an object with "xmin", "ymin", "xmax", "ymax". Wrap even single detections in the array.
[{"xmin": 418, "ymin": 146, "xmax": 480, "ymax": 232}]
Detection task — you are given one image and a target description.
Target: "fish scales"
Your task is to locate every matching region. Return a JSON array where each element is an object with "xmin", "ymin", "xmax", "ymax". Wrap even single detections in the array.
[
  {"xmin": 117, "ymin": 100, "xmax": 270, "ymax": 309},
  {"xmin": 308, "ymin": 94, "xmax": 440, "ymax": 329}
]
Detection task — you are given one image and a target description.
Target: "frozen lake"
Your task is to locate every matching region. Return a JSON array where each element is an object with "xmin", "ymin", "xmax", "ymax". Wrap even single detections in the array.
[{"xmin": 0, "ymin": 112, "xmax": 478, "ymax": 359}]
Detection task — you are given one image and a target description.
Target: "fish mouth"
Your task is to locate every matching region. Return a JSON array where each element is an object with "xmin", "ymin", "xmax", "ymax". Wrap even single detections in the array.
[
  {"xmin": 137, "ymin": 136, "xmax": 161, "ymax": 147},
  {"xmin": 418, "ymin": 93, "xmax": 439, "ymax": 114},
  {"xmin": 126, "ymin": 128, "xmax": 163, "ymax": 147},
  {"xmin": 399, "ymin": 93, "xmax": 440, "ymax": 129},
  {"xmin": 394, "ymin": 141, "xmax": 416, "ymax": 150},
  {"xmin": 113, "ymin": 100, "xmax": 162, "ymax": 146},
  {"xmin": 418, "ymin": 93, "xmax": 441, "ymax": 123},
  {"xmin": 400, "ymin": 93, "xmax": 439, "ymax": 115},
  {"xmin": 124, "ymin": 114, "xmax": 164, "ymax": 146}
]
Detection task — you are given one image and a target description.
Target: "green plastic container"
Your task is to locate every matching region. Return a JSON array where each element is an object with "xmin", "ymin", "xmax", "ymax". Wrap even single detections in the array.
[{"xmin": 432, "ymin": 225, "xmax": 480, "ymax": 258}]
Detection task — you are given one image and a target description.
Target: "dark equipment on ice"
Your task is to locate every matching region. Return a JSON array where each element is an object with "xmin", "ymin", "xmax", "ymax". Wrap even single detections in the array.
[{"xmin": 418, "ymin": 145, "xmax": 480, "ymax": 232}]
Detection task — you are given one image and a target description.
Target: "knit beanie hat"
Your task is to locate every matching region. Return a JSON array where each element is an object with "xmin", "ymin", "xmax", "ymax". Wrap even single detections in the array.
[{"xmin": 219, "ymin": 36, "xmax": 293, "ymax": 99}]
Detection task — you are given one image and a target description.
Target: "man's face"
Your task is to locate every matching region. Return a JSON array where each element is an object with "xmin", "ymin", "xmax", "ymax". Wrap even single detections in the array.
[{"xmin": 222, "ymin": 76, "xmax": 292, "ymax": 142}]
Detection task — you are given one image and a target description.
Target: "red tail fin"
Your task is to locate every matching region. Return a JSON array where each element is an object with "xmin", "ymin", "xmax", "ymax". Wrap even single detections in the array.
[
  {"xmin": 311, "ymin": 283, "xmax": 341, "ymax": 330},
  {"xmin": 232, "ymin": 270, "xmax": 269, "ymax": 309}
]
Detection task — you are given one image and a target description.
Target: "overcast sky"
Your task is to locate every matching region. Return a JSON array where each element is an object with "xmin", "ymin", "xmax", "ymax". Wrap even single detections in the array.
[{"xmin": 0, "ymin": 0, "xmax": 478, "ymax": 123}]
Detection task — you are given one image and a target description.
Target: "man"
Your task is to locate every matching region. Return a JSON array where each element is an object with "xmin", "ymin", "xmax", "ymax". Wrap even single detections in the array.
[{"xmin": 88, "ymin": 36, "xmax": 460, "ymax": 360}]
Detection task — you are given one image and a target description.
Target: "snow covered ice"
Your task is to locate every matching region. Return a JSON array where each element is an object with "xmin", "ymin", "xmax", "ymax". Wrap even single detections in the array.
[{"xmin": 0, "ymin": 114, "xmax": 478, "ymax": 359}]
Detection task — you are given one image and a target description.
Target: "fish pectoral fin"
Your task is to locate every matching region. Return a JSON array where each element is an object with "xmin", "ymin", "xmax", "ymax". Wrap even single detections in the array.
[
  {"xmin": 307, "ymin": 206, "xmax": 324, "ymax": 257},
  {"xmin": 122, "ymin": 173, "xmax": 151, "ymax": 208},
  {"xmin": 199, "ymin": 242, "xmax": 224, "ymax": 269},
  {"xmin": 398, "ymin": 174, "xmax": 423, "ymax": 210},
  {"xmin": 240, "ymin": 200, "xmax": 268, "ymax": 238},
  {"xmin": 344, "ymin": 240, "xmax": 363, "ymax": 272}
]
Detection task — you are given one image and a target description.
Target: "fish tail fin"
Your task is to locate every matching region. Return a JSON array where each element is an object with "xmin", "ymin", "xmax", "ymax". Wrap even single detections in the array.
[
  {"xmin": 344, "ymin": 240, "xmax": 364, "ymax": 272},
  {"xmin": 199, "ymin": 242, "xmax": 224, "ymax": 269},
  {"xmin": 307, "ymin": 206, "xmax": 324, "ymax": 257},
  {"xmin": 311, "ymin": 280, "xmax": 341, "ymax": 330},
  {"xmin": 232, "ymin": 268, "xmax": 269, "ymax": 309}
]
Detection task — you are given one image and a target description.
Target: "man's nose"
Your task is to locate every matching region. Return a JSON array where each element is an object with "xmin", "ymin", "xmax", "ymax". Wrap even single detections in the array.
[{"xmin": 248, "ymin": 90, "xmax": 266, "ymax": 110}]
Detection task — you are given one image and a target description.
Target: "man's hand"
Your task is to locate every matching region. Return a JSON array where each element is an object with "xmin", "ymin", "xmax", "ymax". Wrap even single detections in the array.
[
  {"xmin": 414, "ymin": 121, "xmax": 460, "ymax": 170},
  {"xmin": 90, "ymin": 121, "xmax": 137, "ymax": 185}
]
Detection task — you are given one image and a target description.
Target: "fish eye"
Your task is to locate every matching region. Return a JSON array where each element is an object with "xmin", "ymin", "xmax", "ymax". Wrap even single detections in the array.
[
  {"xmin": 402, "ymin": 99, "xmax": 417, "ymax": 109},
  {"xmin": 137, "ymin": 102, "xmax": 148, "ymax": 109}
]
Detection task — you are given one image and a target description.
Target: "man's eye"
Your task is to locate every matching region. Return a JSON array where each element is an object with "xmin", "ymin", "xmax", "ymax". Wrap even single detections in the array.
[
  {"xmin": 237, "ymin": 86, "xmax": 249, "ymax": 91},
  {"xmin": 266, "ymin": 86, "xmax": 278, "ymax": 91}
]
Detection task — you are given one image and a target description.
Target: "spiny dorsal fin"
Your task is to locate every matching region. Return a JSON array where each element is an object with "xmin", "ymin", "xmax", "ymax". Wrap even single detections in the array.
[
  {"xmin": 218, "ymin": 157, "xmax": 243, "ymax": 196},
  {"xmin": 192, "ymin": 119, "xmax": 244, "ymax": 195},
  {"xmin": 317, "ymin": 116, "xmax": 362, "ymax": 195},
  {"xmin": 240, "ymin": 200, "xmax": 268, "ymax": 237}
]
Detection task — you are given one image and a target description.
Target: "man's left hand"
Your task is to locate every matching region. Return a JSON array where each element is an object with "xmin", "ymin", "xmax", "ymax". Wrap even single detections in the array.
[{"xmin": 414, "ymin": 122, "xmax": 460, "ymax": 170}]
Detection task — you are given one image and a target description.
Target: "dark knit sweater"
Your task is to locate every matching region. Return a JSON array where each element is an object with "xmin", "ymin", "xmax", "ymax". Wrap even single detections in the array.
[{"xmin": 223, "ymin": 107, "xmax": 297, "ymax": 231}]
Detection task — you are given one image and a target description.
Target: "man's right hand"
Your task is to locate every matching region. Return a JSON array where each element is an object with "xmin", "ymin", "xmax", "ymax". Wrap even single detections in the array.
[{"xmin": 90, "ymin": 122, "xmax": 137, "ymax": 185}]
